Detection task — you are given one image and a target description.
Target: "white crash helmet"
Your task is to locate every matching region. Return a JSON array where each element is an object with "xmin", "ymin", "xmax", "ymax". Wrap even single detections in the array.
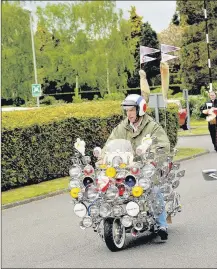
[{"xmin": 121, "ymin": 94, "xmax": 147, "ymax": 116}]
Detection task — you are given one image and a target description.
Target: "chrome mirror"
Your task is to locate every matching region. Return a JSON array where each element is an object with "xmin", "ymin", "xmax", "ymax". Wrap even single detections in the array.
[
  {"xmin": 172, "ymin": 163, "xmax": 180, "ymax": 170},
  {"xmin": 202, "ymin": 169, "xmax": 217, "ymax": 181},
  {"xmin": 172, "ymin": 180, "xmax": 180, "ymax": 189},
  {"xmin": 176, "ymin": 170, "xmax": 185, "ymax": 178}
]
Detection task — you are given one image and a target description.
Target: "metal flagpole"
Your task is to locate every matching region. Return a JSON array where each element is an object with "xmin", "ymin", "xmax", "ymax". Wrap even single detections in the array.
[{"xmin": 204, "ymin": 0, "xmax": 213, "ymax": 92}]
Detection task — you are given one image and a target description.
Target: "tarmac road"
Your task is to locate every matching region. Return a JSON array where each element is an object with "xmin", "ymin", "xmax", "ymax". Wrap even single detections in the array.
[{"xmin": 2, "ymin": 149, "xmax": 217, "ymax": 268}]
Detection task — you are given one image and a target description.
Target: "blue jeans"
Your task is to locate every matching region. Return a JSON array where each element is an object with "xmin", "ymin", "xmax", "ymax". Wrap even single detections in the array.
[{"xmin": 153, "ymin": 186, "xmax": 168, "ymax": 228}]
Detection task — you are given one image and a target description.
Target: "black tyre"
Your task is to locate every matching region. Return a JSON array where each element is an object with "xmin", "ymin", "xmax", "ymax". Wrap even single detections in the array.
[{"xmin": 104, "ymin": 218, "xmax": 126, "ymax": 252}]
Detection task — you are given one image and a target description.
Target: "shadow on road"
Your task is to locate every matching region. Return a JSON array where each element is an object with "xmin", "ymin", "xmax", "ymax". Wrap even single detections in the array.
[{"xmin": 122, "ymin": 232, "xmax": 165, "ymax": 250}]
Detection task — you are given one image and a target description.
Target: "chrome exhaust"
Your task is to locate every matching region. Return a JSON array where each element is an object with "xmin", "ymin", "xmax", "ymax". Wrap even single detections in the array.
[{"xmin": 134, "ymin": 221, "xmax": 143, "ymax": 231}]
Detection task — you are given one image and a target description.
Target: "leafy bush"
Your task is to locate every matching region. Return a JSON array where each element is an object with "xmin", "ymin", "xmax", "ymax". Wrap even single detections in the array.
[
  {"xmin": 2, "ymin": 101, "xmax": 179, "ymax": 191},
  {"xmin": 173, "ymin": 92, "xmax": 183, "ymax": 98},
  {"xmin": 151, "ymin": 87, "xmax": 174, "ymax": 98},
  {"xmin": 14, "ymin": 97, "xmax": 25, "ymax": 107},
  {"xmin": 25, "ymin": 98, "xmax": 38, "ymax": 107},
  {"xmin": 188, "ymin": 95, "xmax": 206, "ymax": 119},
  {"xmin": 40, "ymin": 96, "xmax": 57, "ymax": 105},
  {"xmin": 72, "ymin": 94, "xmax": 83, "ymax": 103},
  {"xmin": 103, "ymin": 92, "xmax": 126, "ymax": 101}
]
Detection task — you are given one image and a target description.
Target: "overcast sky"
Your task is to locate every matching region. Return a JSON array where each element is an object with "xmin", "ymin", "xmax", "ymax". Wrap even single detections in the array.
[
  {"xmin": 116, "ymin": 1, "xmax": 176, "ymax": 33},
  {"xmin": 25, "ymin": 1, "xmax": 176, "ymax": 33}
]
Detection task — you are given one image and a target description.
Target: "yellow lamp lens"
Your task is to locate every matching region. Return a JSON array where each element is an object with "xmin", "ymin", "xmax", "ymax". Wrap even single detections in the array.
[
  {"xmin": 106, "ymin": 167, "xmax": 117, "ymax": 178},
  {"xmin": 119, "ymin": 163, "xmax": 127, "ymax": 168},
  {"xmin": 99, "ymin": 164, "xmax": 107, "ymax": 169},
  {"xmin": 70, "ymin": 187, "xmax": 81, "ymax": 198},
  {"xmin": 132, "ymin": 186, "xmax": 143, "ymax": 197}
]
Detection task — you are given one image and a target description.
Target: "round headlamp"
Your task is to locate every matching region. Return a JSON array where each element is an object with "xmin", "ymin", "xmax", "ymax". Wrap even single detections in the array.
[
  {"xmin": 113, "ymin": 205, "xmax": 123, "ymax": 217},
  {"xmin": 105, "ymin": 167, "xmax": 117, "ymax": 178},
  {"xmin": 124, "ymin": 175, "xmax": 136, "ymax": 187},
  {"xmin": 116, "ymin": 171, "xmax": 126, "ymax": 184},
  {"xmin": 99, "ymin": 203, "xmax": 112, "ymax": 217},
  {"xmin": 130, "ymin": 166, "xmax": 140, "ymax": 175},
  {"xmin": 73, "ymin": 203, "xmax": 87, "ymax": 218},
  {"xmin": 112, "ymin": 156, "xmax": 123, "ymax": 167},
  {"xmin": 142, "ymin": 164, "xmax": 156, "ymax": 178},
  {"xmin": 82, "ymin": 216, "xmax": 93, "ymax": 228},
  {"xmin": 117, "ymin": 184, "xmax": 126, "ymax": 196},
  {"xmin": 105, "ymin": 185, "xmax": 119, "ymax": 200},
  {"xmin": 93, "ymin": 147, "xmax": 102, "ymax": 158},
  {"xmin": 69, "ymin": 165, "xmax": 82, "ymax": 178},
  {"xmin": 132, "ymin": 186, "xmax": 143, "ymax": 197},
  {"xmin": 83, "ymin": 176, "xmax": 94, "ymax": 187},
  {"xmin": 89, "ymin": 205, "xmax": 100, "ymax": 217},
  {"xmin": 86, "ymin": 185, "xmax": 99, "ymax": 202},
  {"xmin": 121, "ymin": 215, "xmax": 133, "ymax": 227},
  {"xmin": 126, "ymin": 201, "xmax": 140, "ymax": 217},
  {"xmin": 138, "ymin": 178, "xmax": 151, "ymax": 190},
  {"xmin": 70, "ymin": 187, "xmax": 81, "ymax": 199},
  {"xmin": 83, "ymin": 165, "xmax": 94, "ymax": 176},
  {"xmin": 69, "ymin": 180, "xmax": 80, "ymax": 190}
]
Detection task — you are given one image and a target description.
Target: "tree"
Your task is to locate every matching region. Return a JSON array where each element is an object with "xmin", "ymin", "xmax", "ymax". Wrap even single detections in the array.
[
  {"xmin": 177, "ymin": 0, "xmax": 217, "ymax": 93},
  {"xmin": 2, "ymin": 2, "xmax": 34, "ymax": 101},
  {"xmin": 140, "ymin": 22, "xmax": 160, "ymax": 86},
  {"xmin": 127, "ymin": 6, "xmax": 143, "ymax": 88},
  {"xmin": 158, "ymin": 23, "xmax": 184, "ymax": 84},
  {"xmin": 127, "ymin": 7, "xmax": 160, "ymax": 88},
  {"xmin": 35, "ymin": 1, "xmax": 135, "ymax": 96}
]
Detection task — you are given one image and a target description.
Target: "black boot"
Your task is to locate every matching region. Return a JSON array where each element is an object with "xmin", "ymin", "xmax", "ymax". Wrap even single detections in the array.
[{"xmin": 158, "ymin": 227, "xmax": 168, "ymax": 240}]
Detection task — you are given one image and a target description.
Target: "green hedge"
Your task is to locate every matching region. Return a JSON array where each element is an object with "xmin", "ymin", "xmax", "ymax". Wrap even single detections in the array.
[{"xmin": 2, "ymin": 101, "xmax": 179, "ymax": 191}]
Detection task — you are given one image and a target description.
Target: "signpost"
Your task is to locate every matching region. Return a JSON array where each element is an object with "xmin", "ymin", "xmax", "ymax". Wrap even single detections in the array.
[
  {"xmin": 32, "ymin": 84, "xmax": 42, "ymax": 98},
  {"xmin": 148, "ymin": 93, "xmax": 166, "ymax": 123}
]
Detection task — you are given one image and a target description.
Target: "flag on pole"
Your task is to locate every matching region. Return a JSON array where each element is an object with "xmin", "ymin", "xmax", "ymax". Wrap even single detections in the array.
[
  {"xmin": 161, "ymin": 53, "xmax": 178, "ymax": 62},
  {"xmin": 140, "ymin": 46, "xmax": 160, "ymax": 55},
  {"xmin": 140, "ymin": 55, "xmax": 157, "ymax": 64},
  {"xmin": 161, "ymin": 44, "xmax": 180, "ymax": 54}
]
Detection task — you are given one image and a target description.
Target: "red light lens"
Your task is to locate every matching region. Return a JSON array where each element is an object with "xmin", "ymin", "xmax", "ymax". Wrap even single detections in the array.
[
  {"xmin": 84, "ymin": 165, "xmax": 94, "ymax": 176},
  {"xmin": 130, "ymin": 167, "xmax": 140, "ymax": 175},
  {"xmin": 117, "ymin": 184, "xmax": 125, "ymax": 196}
]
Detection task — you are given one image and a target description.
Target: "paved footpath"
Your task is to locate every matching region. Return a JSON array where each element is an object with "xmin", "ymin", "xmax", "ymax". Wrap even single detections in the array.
[{"xmin": 177, "ymin": 134, "xmax": 214, "ymax": 152}]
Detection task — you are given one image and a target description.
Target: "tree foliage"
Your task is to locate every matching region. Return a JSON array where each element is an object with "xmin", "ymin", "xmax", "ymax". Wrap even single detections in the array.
[
  {"xmin": 141, "ymin": 22, "xmax": 160, "ymax": 86},
  {"xmin": 177, "ymin": 0, "xmax": 217, "ymax": 92},
  {"xmin": 158, "ymin": 23, "xmax": 184, "ymax": 84},
  {"xmin": 2, "ymin": 1, "xmax": 135, "ymax": 101},
  {"xmin": 127, "ymin": 6, "xmax": 160, "ymax": 88},
  {"xmin": 2, "ymin": 2, "xmax": 34, "ymax": 101},
  {"xmin": 35, "ymin": 1, "xmax": 135, "ymax": 96}
]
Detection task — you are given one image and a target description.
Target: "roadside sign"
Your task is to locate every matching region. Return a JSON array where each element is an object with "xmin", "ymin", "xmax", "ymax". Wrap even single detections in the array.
[
  {"xmin": 32, "ymin": 84, "xmax": 42, "ymax": 97},
  {"xmin": 149, "ymin": 93, "xmax": 167, "ymax": 123},
  {"xmin": 183, "ymin": 89, "xmax": 188, "ymax": 100}
]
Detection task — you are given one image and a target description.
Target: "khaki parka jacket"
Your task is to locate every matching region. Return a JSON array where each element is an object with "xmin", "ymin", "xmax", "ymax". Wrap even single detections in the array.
[{"xmin": 103, "ymin": 113, "xmax": 170, "ymax": 155}]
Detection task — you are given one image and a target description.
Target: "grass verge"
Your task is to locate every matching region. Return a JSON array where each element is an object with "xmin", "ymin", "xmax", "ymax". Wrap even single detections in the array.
[
  {"xmin": 1, "ymin": 177, "xmax": 69, "ymax": 205},
  {"xmin": 1, "ymin": 147, "xmax": 208, "ymax": 206},
  {"xmin": 178, "ymin": 118, "xmax": 209, "ymax": 136},
  {"xmin": 174, "ymin": 147, "xmax": 207, "ymax": 161}
]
